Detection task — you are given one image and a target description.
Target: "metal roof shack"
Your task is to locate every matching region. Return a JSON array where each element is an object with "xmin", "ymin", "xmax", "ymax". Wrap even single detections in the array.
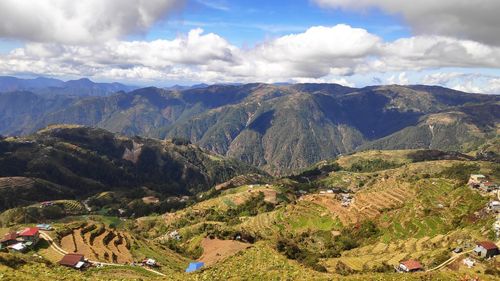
[
  {"xmin": 0, "ymin": 232, "xmax": 18, "ymax": 245},
  {"xmin": 59, "ymin": 253, "xmax": 86, "ymax": 269},
  {"xmin": 399, "ymin": 259, "xmax": 423, "ymax": 272}
]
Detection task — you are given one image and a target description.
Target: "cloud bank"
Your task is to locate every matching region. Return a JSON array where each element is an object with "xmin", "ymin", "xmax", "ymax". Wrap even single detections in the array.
[
  {"xmin": 0, "ymin": 0, "xmax": 185, "ymax": 44},
  {"xmin": 2, "ymin": 24, "xmax": 500, "ymax": 90},
  {"xmin": 313, "ymin": 0, "xmax": 500, "ymax": 46}
]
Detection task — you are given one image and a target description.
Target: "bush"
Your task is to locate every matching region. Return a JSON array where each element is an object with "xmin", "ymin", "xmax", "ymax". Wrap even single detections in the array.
[
  {"xmin": 171, "ymin": 137, "xmax": 191, "ymax": 146},
  {"xmin": 276, "ymin": 236, "xmax": 327, "ymax": 272},
  {"xmin": 439, "ymin": 163, "xmax": 480, "ymax": 184},
  {"xmin": 348, "ymin": 159, "xmax": 401, "ymax": 173},
  {"xmin": 372, "ymin": 262, "xmax": 393, "ymax": 273},
  {"xmin": 0, "ymin": 253, "xmax": 27, "ymax": 269},
  {"xmin": 89, "ymin": 224, "xmax": 105, "ymax": 245},
  {"xmin": 429, "ymin": 250, "xmax": 451, "ymax": 268},
  {"xmin": 336, "ymin": 260, "xmax": 355, "ymax": 275}
]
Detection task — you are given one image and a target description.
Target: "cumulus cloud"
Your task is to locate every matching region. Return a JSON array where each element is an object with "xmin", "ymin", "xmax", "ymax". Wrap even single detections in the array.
[
  {"xmin": 0, "ymin": 0, "xmax": 185, "ymax": 44},
  {"xmin": 422, "ymin": 72, "xmax": 500, "ymax": 94},
  {"xmin": 1, "ymin": 24, "xmax": 500, "ymax": 90},
  {"xmin": 387, "ymin": 72, "xmax": 409, "ymax": 85},
  {"xmin": 313, "ymin": 0, "xmax": 500, "ymax": 46}
]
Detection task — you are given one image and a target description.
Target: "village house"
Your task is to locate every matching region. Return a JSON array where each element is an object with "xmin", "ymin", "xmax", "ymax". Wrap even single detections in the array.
[
  {"xmin": 493, "ymin": 220, "xmax": 500, "ymax": 232},
  {"xmin": 474, "ymin": 241, "xmax": 499, "ymax": 258},
  {"xmin": 480, "ymin": 181, "xmax": 498, "ymax": 192},
  {"xmin": 40, "ymin": 201, "xmax": 54, "ymax": 208},
  {"xmin": 142, "ymin": 196, "xmax": 160, "ymax": 204},
  {"xmin": 0, "ymin": 232, "xmax": 19, "ymax": 247},
  {"xmin": 18, "ymin": 227, "xmax": 40, "ymax": 245},
  {"xmin": 8, "ymin": 242, "xmax": 27, "ymax": 252},
  {"xmin": 168, "ymin": 230, "xmax": 181, "ymax": 240},
  {"xmin": 468, "ymin": 174, "xmax": 486, "ymax": 187},
  {"xmin": 489, "ymin": 201, "xmax": 500, "ymax": 213},
  {"xmin": 143, "ymin": 258, "xmax": 159, "ymax": 267},
  {"xmin": 59, "ymin": 253, "xmax": 87, "ymax": 270},
  {"xmin": 463, "ymin": 257, "xmax": 475, "ymax": 268},
  {"xmin": 398, "ymin": 259, "xmax": 423, "ymax": 273}
]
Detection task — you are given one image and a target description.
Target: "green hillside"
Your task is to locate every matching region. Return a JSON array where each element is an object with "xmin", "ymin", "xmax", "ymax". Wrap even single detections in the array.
[{"xmin": 0, "ymin": 125, "xmax": 262, "ymax": 223}]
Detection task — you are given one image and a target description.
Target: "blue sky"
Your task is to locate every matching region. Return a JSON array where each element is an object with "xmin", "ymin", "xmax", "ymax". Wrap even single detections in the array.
[
  {"xmin": 143, "ymin": 0, "xmax": 410, "ymax": 46},
  {"xmin": 0, "ymin": 0, "xmax": 499, "ymax": 93}
]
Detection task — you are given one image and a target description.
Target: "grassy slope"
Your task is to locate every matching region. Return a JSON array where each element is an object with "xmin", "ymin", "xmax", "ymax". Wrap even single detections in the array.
[{"xmin": 1, "ymin": 149, "xmax": 499, "ymax": 280}]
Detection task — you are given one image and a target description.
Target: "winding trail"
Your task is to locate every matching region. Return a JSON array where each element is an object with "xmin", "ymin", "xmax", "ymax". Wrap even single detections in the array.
[
  {"xmin": 39, "ymin": 231, "xmax": 166, "ymax": 277},
  {"xmin": 425, "ymin": 250, "xmax": 472, "ymax": 272}
]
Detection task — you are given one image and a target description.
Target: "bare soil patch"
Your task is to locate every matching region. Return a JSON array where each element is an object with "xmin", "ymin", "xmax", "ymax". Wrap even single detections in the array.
[{"xmin": 198, "ymin": 237, "xmax": 251, "ymax": 266}]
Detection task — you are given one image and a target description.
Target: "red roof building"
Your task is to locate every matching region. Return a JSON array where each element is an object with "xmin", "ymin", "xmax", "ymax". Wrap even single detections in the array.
[
  {"xmin": 477, "ymin": 241, "xmax": 498, "ymax": 250},
  {"xmin": 399, "ymin": 259, "xmax": 423, "ymax": 272},
  {"xmin": 18, "ymin": 227, "xmax": 40, "ymax": 244},
  {"xmin": 19, "ymin": 227, "xmax": 39, "ymax": 237},
  {"xmin": 0, "ymin": 232, "xmax": 18, "ymax": 245},
  {"xmin": 474, "ymin": 241, "xmax": 499, "ymax": 258},
  {"xmin": 59, "ymin": 253, "xmax": 86, "ymax": 269}
]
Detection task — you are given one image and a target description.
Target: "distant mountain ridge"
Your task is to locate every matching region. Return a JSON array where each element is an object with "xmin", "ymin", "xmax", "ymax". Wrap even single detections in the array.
[
  {"xmin": 0, "ymin": 81, "xmax": 498, "ymax": 175},
  {"xmin": 0, "ymin": 76, "xmax": 137, "ymax": 96}
]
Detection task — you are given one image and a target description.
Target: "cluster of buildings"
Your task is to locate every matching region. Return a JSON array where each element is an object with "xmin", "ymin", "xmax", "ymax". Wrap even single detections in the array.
[
  {"xmin": 468, "ymin": 175, "xmax": 498, "ymax": 192},
  {"xmin": 0, "ymin": 227, "xmax": 40, "ymax": 252},
  {"xmin": 339, "ymin": 193, "xmax": 353, "ymax": 207},
  {"xmin": 395, "ymin": 241, "xmax": 499, "ymax": 274}
]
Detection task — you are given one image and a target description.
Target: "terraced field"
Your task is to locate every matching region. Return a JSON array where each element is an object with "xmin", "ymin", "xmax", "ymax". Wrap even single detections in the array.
[
  {"xmin": 238, "ymin": 200, "xmax": 342, "ymax": 237},
  {"xmin": 53, "ymin": 200, "xmax": 86, "ymax": 214},
  {"xmin": 303, "ymin": 182, "xmax": 412, "ymax": 225},
  {"xmin": 322, "ymin": 233, "xmax": 456, "ymax": 272},
  {"xmin": 60, "ymin": 224, "xmax": 133, "ymax": 263},
  {"xmin": 0, "ymin": 177, "xmax": 35, "ymax": 189},
  {"xmin": 165, "ymin": 185, "xmax": 279, "ymax": 227}
]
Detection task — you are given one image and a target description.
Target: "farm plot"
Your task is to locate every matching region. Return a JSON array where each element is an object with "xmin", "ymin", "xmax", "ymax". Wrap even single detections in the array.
[
  {"xmin": 303, "ymin": 184, "xmax": 412, "ymax": 225},
  {"xmin": 59, "ymin": 223, "xmax": 133, "ymax": 263},
  {"xmin": 198, "ymin": 237, "xmax": 252, "ymax": 266},
  {"xmin": 0, "ymin": 177, "xmax": 34, "ymax": 189},
  {"xmin": 53, "ymin": 200, "xmax": 86, "ymax": 214},
  {"xmin": 322, "ymin": 234, "xmax": 452, "ymax": 273}
]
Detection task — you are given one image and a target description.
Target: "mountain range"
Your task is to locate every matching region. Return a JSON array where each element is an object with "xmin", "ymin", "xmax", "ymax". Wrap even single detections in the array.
[
  {"xmin": 0, "ymin": 80, "xmax": 498, "ymax": 175},
  {"xmin": 0, "ymin": 76, "xmax": 136, "ymax": 97}
]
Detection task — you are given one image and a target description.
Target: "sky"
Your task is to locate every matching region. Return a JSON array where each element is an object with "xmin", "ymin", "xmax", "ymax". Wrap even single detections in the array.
[{"xmin": 0, "ymin": 0, "xmax": 500, "ymax": 93}]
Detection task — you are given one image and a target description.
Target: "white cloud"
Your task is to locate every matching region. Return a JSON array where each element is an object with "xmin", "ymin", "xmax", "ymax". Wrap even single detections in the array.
[
  {"xmin": 387, "ymin": 72, "xmax": 409, "ymax": 85},
  {"xmin": 196, "ymin": 0, "xmax": 230, "ymax": 11},
  {"xmin": 420, "ymin": 72, "xmax": 500, "ymax": 94},
  {"xmin": 313, "ymin": 0, "xmax": 500, "ymax": 45},
  {"xmin": 1, "ymin": 24, "xmax": 500, "ymax": 90},
  {"xmin": 0, "ymin": 0, "xmax": 185, "ymax": 44}
]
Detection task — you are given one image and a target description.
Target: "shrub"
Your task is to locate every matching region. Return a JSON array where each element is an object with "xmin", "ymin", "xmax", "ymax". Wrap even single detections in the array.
[
  {"xmin": 429, "ymin": 250, "xmax": 451, "ymax": 268},
  {"xmin": 348, "ymin": 159, "xmax": 401, "ymax": 173},
  {"xmin": 0, "ymin": 253, "xmax": 26, "ymax": 269},
  {"xmin": 336, "ymin": 260, "xmax": 355, "ymax": 275},
  {"xmin": 439, "ymin": 163, "xmax": 480, "ymax": 184}
]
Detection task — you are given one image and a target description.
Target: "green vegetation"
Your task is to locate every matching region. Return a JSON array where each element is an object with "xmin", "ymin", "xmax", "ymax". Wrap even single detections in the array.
[
  {"xmin": 439, "ymin": 163, "xmax": 480, "ymax": 184},
  {"xmin": 348, "ymin": 159, "xmax": 402, "ymax": 173}
]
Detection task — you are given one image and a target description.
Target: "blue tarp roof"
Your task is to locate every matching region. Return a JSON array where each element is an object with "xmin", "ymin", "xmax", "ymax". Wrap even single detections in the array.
[
  {"xmin": 185, "ymin": 262, "xmax": 204, "ymax": 273},
  {"xmin": 37, "ymin": 224, "xmax": 51, "ymax": 228}
]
